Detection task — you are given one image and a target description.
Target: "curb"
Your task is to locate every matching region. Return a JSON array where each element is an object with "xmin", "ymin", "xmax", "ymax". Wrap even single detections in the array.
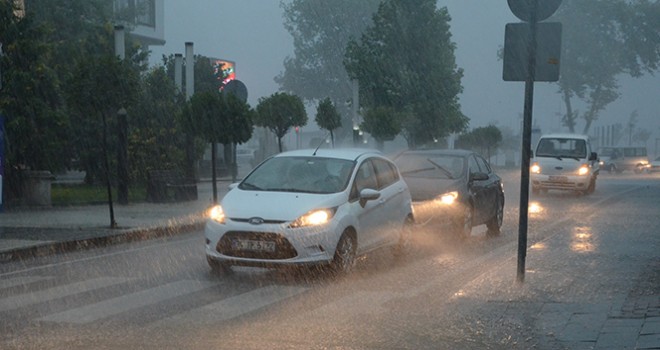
[{"xmin": 0, "ymin": 219, "xmax": 206, "ymax": 263}]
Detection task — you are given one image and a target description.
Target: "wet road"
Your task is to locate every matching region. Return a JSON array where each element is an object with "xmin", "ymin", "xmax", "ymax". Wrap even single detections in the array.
[{"xmin": 1, "ymin": 171, "xmax": 659, "ymax": 349}]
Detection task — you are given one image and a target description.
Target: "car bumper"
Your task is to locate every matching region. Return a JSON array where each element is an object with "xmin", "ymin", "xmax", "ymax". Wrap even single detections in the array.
[
  {"xmin": 411, "ymin": 200, "xmax": 463, "ymax": 228},
  {"xmin": 531, "ymin": 174, "xmax": 591, "ymax": 191},
  {"xmin": 204, "ymin": 219, "xmax": 339, "ymax": 267}
]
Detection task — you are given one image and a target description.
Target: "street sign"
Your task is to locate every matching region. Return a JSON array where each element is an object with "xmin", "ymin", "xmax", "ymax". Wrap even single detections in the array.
[
  {"xmin": 507, "ymin": 0, "xmax": 562, "ymax": 22},
  {"xmin": 503, "ymin": 22, "xmax": 562, "ymax": 82},
  {"xmin": 223, "ymin": 79, "xmax": 248, "ymax": 103}
]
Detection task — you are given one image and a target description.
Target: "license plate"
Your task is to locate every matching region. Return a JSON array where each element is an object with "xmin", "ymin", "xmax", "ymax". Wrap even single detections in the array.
[
  {"xmin": 232, "ymin": 239, "xmax": 276, "ymax": 252},
  {"xmin": 549, "ymin": 175, "xmax": 568, "ymax": 182}
]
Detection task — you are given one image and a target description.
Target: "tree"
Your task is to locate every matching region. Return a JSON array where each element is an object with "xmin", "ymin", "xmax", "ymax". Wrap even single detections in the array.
[
  {"xmin": 554, "ymin": 0, "xmax": 660, "ymax": 134},
  {"xmin": 277, "ymin": 0, "xmax": 382, "ymax": 141},
  {"xmin": 129, "ymin": 66, "xmax": 187, "ymax": 185},
  {"xmin": 456, "ymin": 126, "xmax": 502, "ymax": 160},
  {"xmin": 0, "ymin": 1, "xmax": 69, "ymax": 203},
  {"xmin": 255, "ymin": 92, "xmax": 307, "ymax": 153},
  {"xmin": 315, "ymin": 98, "xmax": 342, "ymax": 147},
  {"xmin": 361, "ymin": 106, "xmax": 401, "ymax": 151},
  {"xmin": 344, "ymin": 0, "xmax": 467, "ymax": 148}
]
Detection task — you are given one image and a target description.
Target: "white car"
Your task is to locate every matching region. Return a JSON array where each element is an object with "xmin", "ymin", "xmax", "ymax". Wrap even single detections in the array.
[
  {"xmin": 205, "ymin": 148, "xmax": 414, "ymax": 274},
  {"xmin": 531, "ymin": 133, "xmax": 600, "ymax": 195}
]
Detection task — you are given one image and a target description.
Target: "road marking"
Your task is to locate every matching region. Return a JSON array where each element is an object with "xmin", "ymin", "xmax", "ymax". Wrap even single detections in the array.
[
  {"xmin": 0, "ymin": 277, "xmax": 128, "ymax": 312},
  {"xmin": 0, "ymin": 276, "xmax": 55, "ymax": 289},
  {"xmin": 154, "ymin": 284, "xmax": 309, "ymax": 326},
  {"xmin": 38, "ymin": 280, "xmax": 215, "ymax": 324}
]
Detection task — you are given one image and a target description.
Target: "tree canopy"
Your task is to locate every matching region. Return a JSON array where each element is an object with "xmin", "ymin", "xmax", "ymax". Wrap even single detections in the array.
[
  {"xmin": 344, "ymin": 0, "xmax": 467, "ymax": 149},
  {"xmin": 315, "ymin": 98, "xmax": 342, "ymax": 147},
  {"xmin": 277, "ymin": 0, "xmax": 382, "ymax": 140},
  {"xmin": 554, "ymin": 0, "xmax": 660, "ymax": 134},
  {"xmin": 255, "ymin": 92, "xmax": 307, "ymax": 152}
]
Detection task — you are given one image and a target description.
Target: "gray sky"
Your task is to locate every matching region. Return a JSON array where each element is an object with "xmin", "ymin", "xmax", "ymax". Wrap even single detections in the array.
[{"xmin": 149, "ymin": 1, "xmax": 660, "ymax": 153}]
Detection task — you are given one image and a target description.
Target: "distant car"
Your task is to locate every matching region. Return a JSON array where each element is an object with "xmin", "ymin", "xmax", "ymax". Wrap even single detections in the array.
[
  {"xmin": 649, "ymin": 156, "xmax": 660, "ymax": 173},
  {"xmin": 598, "ymin": 146, "xmax": 649, "ymax": 174},
  {"xmin": 205, "ymin": 148, "xmax": 414, "ymax": 274},
  {"xmin": 392, "ymin": 149, "xmax": 504, "ymax": 239},
  {"xmin": 531, "ymin": 133, "xmax": 599, "ymax": 195}
]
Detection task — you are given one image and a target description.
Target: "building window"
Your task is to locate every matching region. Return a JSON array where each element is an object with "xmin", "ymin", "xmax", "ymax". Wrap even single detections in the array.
[{"xmin": 115, "ymin": 0, "xmax": 155, "ymax": 28}]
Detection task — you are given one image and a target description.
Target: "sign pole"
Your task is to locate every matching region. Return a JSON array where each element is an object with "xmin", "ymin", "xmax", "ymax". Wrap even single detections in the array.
[{"xmin": 516, "ymin": 1, "xmax": 539, "ymax": 283}]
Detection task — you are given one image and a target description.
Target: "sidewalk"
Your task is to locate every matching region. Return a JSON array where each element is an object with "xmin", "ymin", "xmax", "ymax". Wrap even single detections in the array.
[{"xmin": 0, "ymin": 180, "xmax": 231, "ymax": 262}]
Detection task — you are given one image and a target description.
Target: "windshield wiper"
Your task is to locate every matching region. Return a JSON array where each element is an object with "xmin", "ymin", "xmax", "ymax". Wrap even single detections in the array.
[
  {"xmin": 426, "ymin": 159, "xmax": 454, "ymax": 179},
  {"xmin": 240, "ymin": 182, "xmax": 262, "ymax": 190}
]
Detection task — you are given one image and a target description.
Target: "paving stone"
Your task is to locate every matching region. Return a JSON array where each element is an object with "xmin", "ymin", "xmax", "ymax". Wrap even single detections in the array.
[{"xmin": 636, "ymin": 333, "xmax": 660, "ymax": 349}]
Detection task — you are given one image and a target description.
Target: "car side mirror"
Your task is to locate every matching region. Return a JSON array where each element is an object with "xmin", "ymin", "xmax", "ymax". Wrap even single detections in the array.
[
  {"xmin": 589, "ymin": 152, "xmax": 598, "ymax": 161},
  {"xmin": 228, "ymin": 183, "xmax": 239, "ymax": 190},
  {"xmin": 470, "ymin": 172, "xmax": 489, "ymax": 181},
  {"xmin": 359, "ymin": 188, "xmax": 380, "ymax": 207}
]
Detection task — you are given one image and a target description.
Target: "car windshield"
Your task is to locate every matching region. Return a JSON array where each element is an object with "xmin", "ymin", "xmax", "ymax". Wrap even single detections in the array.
[
  {"xmin": 536, "ymin": 138, "xmax": 587, "ymax": 159},
  {"xmin": 239, "ymin": 156, "xmax": 354, "ymax": 194},
  {"xmin": 395, "ymin": 154, "xmax": 464, "ymax": 179}
]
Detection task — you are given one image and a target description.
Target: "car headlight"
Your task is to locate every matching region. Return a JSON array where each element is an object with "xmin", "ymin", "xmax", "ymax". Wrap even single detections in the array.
[
  {"xmin": 208, "ymin": 205, "xmax": 226, "ymax": 224},
  {"xmin": 531, "ymin": 163, "xmax": 541, "ymax": 174},
  {"xmin": 578, "ymin": 165, "xmax": 590, "ymax": 176},
  {"xmin": 289, "ymin": 208, "xmax": 336, "ymax": 228},
  {"xmin": 436, "ymin": 191, "xmax": 458, "ymax": 205}
]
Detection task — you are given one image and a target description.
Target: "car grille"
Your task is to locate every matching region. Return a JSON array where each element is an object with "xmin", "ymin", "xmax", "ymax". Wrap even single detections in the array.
[{"xmin": 217, "ymin": 231, "xmax": 297, "ymax": 260}]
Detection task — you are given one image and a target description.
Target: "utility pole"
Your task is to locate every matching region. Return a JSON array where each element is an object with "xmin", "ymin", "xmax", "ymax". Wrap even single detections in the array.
[{"xmin": 114, "ymin": 25, "xmax": 129, "ymax": 205}]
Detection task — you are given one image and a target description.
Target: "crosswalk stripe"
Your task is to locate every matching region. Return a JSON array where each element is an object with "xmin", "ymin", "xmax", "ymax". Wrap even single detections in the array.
[
  {"xmin": 154, "ymin": 285, "xmax": 309, "ymax": 326},
  {"xmin": 38, "ymin": 280, "xmax": 215, "ymax": 324},
  {"xmin": 0, "ymin": 277, "xmax": 129, "ymax": 313},
  {"xmin": 0, "ymin": 276, "xmax": 55, "ymax": 289}
]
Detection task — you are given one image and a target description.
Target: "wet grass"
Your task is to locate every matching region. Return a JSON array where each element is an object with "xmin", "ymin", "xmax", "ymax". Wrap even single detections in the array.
[{"xmin": 51, "ymin": 184, "xmax": 146, "ymax": 206}]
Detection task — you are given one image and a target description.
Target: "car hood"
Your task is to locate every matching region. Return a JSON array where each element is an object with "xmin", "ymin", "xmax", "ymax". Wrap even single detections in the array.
[
  {"xmin": 221, "ymin": 189, "xmax": 344, "ymax": 221},
  {"xmin": 404, "ymin": 176, "xmax": 463, "ymax": 201}
]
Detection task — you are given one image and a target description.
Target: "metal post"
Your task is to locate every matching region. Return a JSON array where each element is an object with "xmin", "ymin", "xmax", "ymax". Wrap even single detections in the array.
[
  {"xmin": 184, "ymin": 42, "xmax": 196, "ymax": 181},
  {"xmin": 117, "ymin": 108, "xmax": 128, "ymax": 205},
  {"xmin": 517, "ymin": 0, "xmax": 538, "ymax": 284},
  {"xmin": 114, "ymin": 26, "xmax": 128, "ymax": 205},
  {"xmin": 174, "ymin": 53, "xmax": 183, "ymax": 92}
]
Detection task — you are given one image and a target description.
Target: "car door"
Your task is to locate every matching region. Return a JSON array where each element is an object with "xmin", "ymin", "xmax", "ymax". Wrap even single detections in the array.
[
  {"xmin": 474, "ymin": 155, "xmax": 501, "ymax": 223},
  {"xmin": 371, "ymin": 157, "xmax": 408, "ymax": 246},
  {"xmin": 467, "ymin": 154, "xmax": 490, "ymax": 224},
  {"xmin": 348, "ymin": 159, "xmax": 383, "ymax": 251}
]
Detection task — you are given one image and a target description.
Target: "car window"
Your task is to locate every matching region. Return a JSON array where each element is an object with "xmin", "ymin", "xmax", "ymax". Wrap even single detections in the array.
[
  {"xmin": 395, "ymin": 153, "xmax": 463, "ymax": 179},
  {"xmin": 475, "ymin": 155, "xmax": 492, "ymax": 174},
  {"xmin": 240, "ymin": 156, "xmax": 354, "ymax": 194},
  {"xmin": 468, "ymin": 155, "xmax": 480, "ymax": 175},
  {"xmin": 350, "ymin": 160, "xmax": 377, "ymax": 200},
  {"xmin": 537, "ymin": 138, "xmax": 587, "ymax": 158},
  {"xmin": 372, "ymin": 158, "xmax": 398, "ymax": 189}
]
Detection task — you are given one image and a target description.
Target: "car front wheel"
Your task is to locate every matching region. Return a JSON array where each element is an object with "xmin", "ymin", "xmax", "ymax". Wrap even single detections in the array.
[
  {"xmin": 452, "ymin": 204, "xmax": 473, "ymax": 240},
  {"xmin": 392, "ymin": 216, "xmax": 414, "ymax": 258},
  {"xmin": 486, "ymin": 195, "xmax": 504, "ymax": 237},
  {"xmin": 331, "ymin": 231, "xmax": 357, "ymax": 274}
]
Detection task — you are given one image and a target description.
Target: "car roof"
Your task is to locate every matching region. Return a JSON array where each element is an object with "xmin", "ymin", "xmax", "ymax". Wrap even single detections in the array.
[
  {"xmin": 539, "ymin": 133, "xmax": 590, "ymax": 140},
  {"xmin": 272, "ymin": 148, "xmax": 384, "ymax": 161},
  {"xmin": 394, "ymin": 148, "xmax": 474, "ymax": 157}
]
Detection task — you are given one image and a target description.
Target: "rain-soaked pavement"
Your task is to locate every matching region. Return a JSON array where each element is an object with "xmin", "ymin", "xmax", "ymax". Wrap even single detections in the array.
[{"xmin": 0, "ymin": 171, "xmax": 659, "ymax": 349}]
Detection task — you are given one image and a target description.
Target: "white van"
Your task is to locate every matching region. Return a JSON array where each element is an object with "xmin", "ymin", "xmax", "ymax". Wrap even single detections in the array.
[
  {"xmin": 530, "ymin": 133, "xmax": 600, "ymax": 195},
  {"xmin": 598, "ymin": 146, "xmax": 649, "ymax": 174}
]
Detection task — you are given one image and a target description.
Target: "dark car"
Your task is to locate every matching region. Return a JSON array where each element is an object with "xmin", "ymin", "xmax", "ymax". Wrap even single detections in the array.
[{"xmin": 392, "ymin": 149, "xmax": 504, "ymax": 239}]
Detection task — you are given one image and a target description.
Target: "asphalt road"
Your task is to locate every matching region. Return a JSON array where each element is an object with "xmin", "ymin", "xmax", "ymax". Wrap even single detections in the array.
[{"xmin": 1, "ymin": 171, "xmax": 659, "ymax": 349}]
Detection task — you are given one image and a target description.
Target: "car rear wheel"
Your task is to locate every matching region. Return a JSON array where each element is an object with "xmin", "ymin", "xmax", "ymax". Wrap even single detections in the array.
[
  {"xmin": 486, "ymin": 195, "xmax": 503, "ymax": 237},
  {"xmin": 331, "ymin": 231, "xmax": 357, "ymax": 274}
]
